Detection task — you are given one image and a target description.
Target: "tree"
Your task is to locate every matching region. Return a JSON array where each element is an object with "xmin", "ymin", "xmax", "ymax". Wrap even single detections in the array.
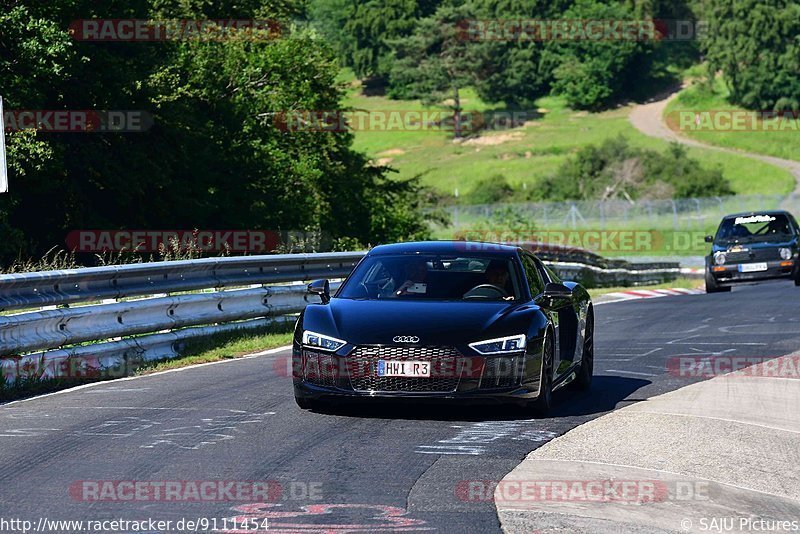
[
  {"xmin": 0, "ymin": 0, "xmax": 436, "ymax": 264},
  {"xmin": 542, "ymin": 0, "xmax": 654, "ymax": 110},
  {"xmin": 467, "ymin": 0, "xmax": 569, "ymax": 107},
  {"xmin": 702, "ymin": 0, "xmax": 800, "ymax": 110},
  {"xmin": 0, "ymin": 2, "xmax": 78, "ymax": 259},
  {"xmin": 388, "ymin": 4, "xmax": 479, "ymax": 138},
  {"xmin": 307, "ymin": 0, "xmax": 354, "ymax": 65},
  {"xmin": 342, "ymin": 0, "xmax": 441, "ymax": 79}
]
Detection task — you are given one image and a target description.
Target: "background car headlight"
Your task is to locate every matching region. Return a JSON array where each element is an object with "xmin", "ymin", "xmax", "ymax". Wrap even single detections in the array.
[
  {"xmin": 779, "ymin": 248, "xmax": 792, "ymax": 260},
  {"xmin": 469, "ymin": 334, "xmax": 527, "ymax": 355},
  {"xmin": 714, "ymin": 252, "xmax": 727, "ymax": 265},
  {"xmin": 302, "ymin": 330, "xmax": 346, "ymax": 352}
]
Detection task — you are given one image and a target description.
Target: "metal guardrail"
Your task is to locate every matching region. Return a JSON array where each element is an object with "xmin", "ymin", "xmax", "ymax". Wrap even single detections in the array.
[
  {"xmin": 521, "ymin": 242, "xmax": 683, "ymax": 286},
  {"xmin": 0, "ymin": 247, "xmax": 681, "ymax": 386},
  {"xmin": 0, "ymin": 252, "xmax": 363, "ymax": 312}
]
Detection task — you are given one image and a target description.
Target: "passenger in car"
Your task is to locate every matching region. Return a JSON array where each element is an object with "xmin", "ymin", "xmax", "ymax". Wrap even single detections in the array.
[{"xmin": 395, "ymin": 259, "xmax": 429, "ymax": 296}]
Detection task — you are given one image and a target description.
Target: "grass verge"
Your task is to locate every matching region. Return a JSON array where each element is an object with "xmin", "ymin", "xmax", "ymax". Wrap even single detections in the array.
[
  {"xmin": 664, "ymin": 77, "xmax": 800, "ymax": 162},
  {"xmin": 135, "ymin": 330, "xmax": 293, "ymax": 375}
]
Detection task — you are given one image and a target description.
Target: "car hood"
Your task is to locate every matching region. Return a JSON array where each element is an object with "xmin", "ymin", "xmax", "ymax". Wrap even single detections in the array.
[
  {"xmin": 712, "ymin": 238, "xmax": 797, "ymax": 252},
  {"xmin": 303, "ymin": 298, "xmax": 534, "ymax": 346}
]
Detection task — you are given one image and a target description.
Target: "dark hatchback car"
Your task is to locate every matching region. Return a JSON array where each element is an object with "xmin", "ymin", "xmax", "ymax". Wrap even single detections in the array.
[
  {"xmin": 705, "ymin": 210, "xmax": 800, "ymax": 293},
  {"xmin": 292, "ymin": 241, "xmax": 594, "ymax": 415}
]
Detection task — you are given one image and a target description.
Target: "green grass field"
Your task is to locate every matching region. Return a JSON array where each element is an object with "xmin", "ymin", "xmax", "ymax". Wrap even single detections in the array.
[
  {"xmin": 664, "ymin": 77, "xmax": 800, "ymax": 162},
  {"xmin": 342, "ymin": 73, "xmax": 795, "ymax": 200}
]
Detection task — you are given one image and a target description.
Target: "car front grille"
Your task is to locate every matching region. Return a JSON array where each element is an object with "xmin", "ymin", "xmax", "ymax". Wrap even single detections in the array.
[
  {"xmin": 726, "ymin": 248, "xmax": 780, "ymax": 263},
  {"xmin": 348, "ymin": 346, "xmax": 461, "ymax": 393}
]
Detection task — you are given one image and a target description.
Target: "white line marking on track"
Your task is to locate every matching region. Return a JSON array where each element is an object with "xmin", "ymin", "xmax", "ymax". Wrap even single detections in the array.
[
  {"xmin": 0, "ymin": 345, "xmax": 292, "ymax": 409},
  {"xmin": 604, "ymin": 369, "xmax": 660, "ymax": 377}
]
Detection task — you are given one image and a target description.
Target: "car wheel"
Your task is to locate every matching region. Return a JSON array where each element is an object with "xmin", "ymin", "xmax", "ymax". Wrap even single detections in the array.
[
  {"xmin": 571, "ymin": 311, "xmax": 593, "ymax": 391},
  {"xmin": 705, "ymin": 269, "xmax": 731, "ymax": 293},
  {"xmin": 795, "ymin": 275, "xmax": 800, "ymax": 287},
  {"xmin": 530, "ymin": 333, "xmax": 554, "ymax": 416}
]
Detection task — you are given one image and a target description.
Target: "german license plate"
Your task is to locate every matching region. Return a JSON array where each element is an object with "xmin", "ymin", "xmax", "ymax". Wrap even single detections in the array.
[
  {"xmin": 377, "ymin": 360, "xmax": 430, "ymax": 377},
  {"xmin": 739, "ymin": 263, "xmax": 767, "ymax": 273}
]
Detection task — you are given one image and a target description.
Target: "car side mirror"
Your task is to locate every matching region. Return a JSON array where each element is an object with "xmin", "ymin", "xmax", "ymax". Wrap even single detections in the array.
[
  {"xmin": 542, "ymin": 282, "xmax": 572, "ymax": 299},
  {"xmin": 704, "ymin": 235, "xmax": 714, "ymax": 243},
  {"xmin": 307, "ymin": 279, "xmax": 330, "ymax": 303}
]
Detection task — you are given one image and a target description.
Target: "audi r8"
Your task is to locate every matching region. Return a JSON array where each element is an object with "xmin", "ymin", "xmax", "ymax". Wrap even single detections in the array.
[
  {"xmin": 705, "ymin": 210, "xmax": 800, "ymax": 293},
  {"xmin": 293, "ymin": 241, "xmax": 594, "ymax": 415}
]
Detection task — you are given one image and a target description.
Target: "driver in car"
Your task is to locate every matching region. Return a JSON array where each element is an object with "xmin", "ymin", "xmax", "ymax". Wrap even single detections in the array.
[
  {"xmin": 485, "ymin": 262, "xmax": 510, "ymax": 289},
  {"xmin": 478, "ymin": 260, "xmax": 514, "ymax": 300}
]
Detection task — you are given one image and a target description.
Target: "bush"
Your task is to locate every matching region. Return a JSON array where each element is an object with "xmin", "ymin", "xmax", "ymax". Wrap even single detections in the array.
[
  {"xmin": 465, "ymin": 174, "xmax": 515, "ymax": 204},
  {"xmin": 536, "ymin": 137, "xmax": 732, "ymax": 201}
]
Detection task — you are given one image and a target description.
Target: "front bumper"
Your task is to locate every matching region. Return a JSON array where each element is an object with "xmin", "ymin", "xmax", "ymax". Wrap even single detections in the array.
[
  {"xmin": 292, "ymin": 345, "xmax": 540, "ymax": 405},
  {"xmin": 293, "ymin": 382, "xmax": 535, "ymax": 405},
  {"xmin": 709, "ymin": 259, "xmax": 798, "ymax": 284}
]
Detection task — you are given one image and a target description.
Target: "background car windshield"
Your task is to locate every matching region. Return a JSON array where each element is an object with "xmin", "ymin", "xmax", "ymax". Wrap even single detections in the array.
[
  {"xmin": 716, "ymin": 214, "xmax": 795, "ymax": 242},
  {"xmin": 338, "ymin": 255, "xmax": 522, "ymax": 301}
]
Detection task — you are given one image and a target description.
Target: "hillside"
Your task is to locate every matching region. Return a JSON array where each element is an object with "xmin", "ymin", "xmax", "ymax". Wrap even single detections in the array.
[{"xmin": 342, "ymin": 73, "xmax": 796, "ymax": 202}]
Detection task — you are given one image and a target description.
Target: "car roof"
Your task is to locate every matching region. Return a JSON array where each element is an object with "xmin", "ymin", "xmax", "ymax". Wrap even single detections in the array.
[
  {"xmin": 722, "ymin": 210, "xmax": 793, "ymax": 220},
  {"xmin": 368, "ymin": 241, "xmax": 522, "ymax": 256}
]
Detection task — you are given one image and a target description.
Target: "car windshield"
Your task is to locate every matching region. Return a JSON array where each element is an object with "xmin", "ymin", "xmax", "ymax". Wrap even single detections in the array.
[
  {"xmin": 337, "ymin": 254, "xmax": 522, "ymax": 301},
  {"xmin": 715, "ymin": 214, "xmax": 795, "ymax": 243}
]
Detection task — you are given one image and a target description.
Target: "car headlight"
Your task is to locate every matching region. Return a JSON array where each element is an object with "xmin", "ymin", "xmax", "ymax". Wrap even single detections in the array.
[
  {"xmin": 302, "ymin": 330, "xmax": 346, "ymax": 352},
  {"xmin": 779, "ymin": 248, "xmax": 792, "ymax": 260},
  {"xmin": 469, "ymin": 334, "xmax": 527, "ymax": 355},
  {"xmin": 714, "ymin": 252, "xmax": 726, "ymax": 265}
]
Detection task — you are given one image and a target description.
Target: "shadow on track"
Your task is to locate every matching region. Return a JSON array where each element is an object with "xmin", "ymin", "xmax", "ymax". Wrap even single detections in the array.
[{"xmin": 304, "ymin": 376, "xmax": 650, "ymax": 422}]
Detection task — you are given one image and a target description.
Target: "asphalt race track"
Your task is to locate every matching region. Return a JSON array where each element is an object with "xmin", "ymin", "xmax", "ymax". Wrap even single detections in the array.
[{"xmin": 1, "ymin": 281, "xmax": 799, "ymax": 533}]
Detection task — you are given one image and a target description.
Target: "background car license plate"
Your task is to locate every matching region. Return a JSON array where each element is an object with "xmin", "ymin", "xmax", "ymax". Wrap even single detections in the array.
[
  {"xmin": 739, "ymin": 263, "xmax": 768, "ymax": 273},
  {"xmin": 377, "ymin": 360, "xmax": 430, "ymax": 377}
]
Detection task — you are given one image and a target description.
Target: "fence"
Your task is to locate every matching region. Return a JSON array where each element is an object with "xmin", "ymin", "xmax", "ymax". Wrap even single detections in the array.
[
  {"xmin": 0, "ymin": 248, "xmax": 680, "ymax": 386},
  {"xmin": 435, "ymin": 194, "xmax": 800, "ymax": 233}
]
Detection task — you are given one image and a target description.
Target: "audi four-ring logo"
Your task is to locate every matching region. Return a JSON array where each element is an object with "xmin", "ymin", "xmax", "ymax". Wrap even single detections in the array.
[{"xmin": 393, "ymin": 336, "xmax": 420, "ymax": 343}]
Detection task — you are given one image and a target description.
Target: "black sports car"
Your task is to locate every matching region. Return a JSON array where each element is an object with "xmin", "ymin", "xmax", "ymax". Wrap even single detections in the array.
[
  {"xmin": 705, "ymin": 210, "xmax": 800, "ymax": 293},
  {"xmin": 292, "ymin": 241, "xmax": 594, "ymax": 414}
]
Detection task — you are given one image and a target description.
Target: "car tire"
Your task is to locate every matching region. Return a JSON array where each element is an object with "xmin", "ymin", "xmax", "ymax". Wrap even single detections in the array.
[
  {"xmin": 795, "ymin": 275, "xmax": 800, "ymax": 287},
  {"xmin": 530, "ymin": 333, "xmax": 554, "ymax": 416},
  {"xmin": 571, "ymin": 311, "xmax": 593, "ymax": 391},
  {"xmin": 705, "ymin": 269, "xmax": 731, "ymax": 293}
]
